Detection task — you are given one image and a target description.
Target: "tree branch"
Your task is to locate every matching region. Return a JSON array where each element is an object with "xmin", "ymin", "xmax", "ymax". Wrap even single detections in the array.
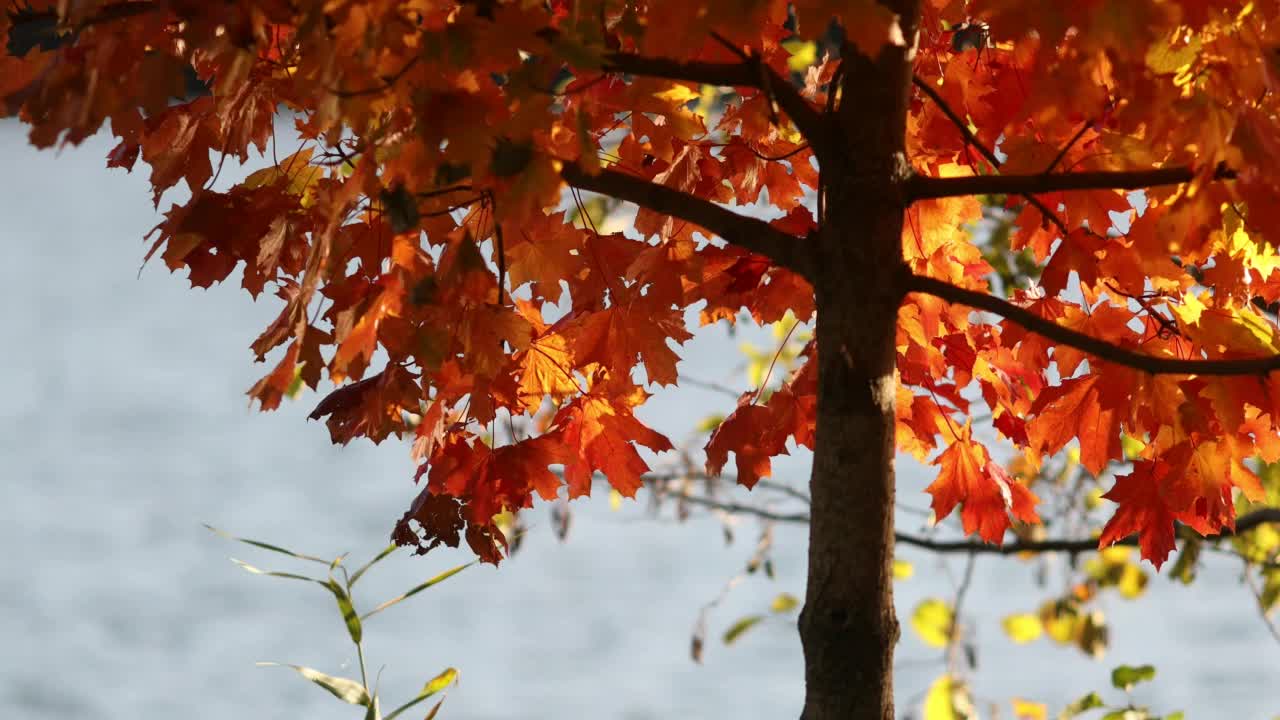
[
  {"xmin": 602, "ymin": 52, "xmax": 833, "ymax": 160},
  {"xmin": 633, "ymin": 472, "xmax": 1279, "ymax": 559},
  {"xmin": 662, "ymin": 492, "xmax": 811, "ymax": 524},
  {"xmin": 654, "ymin": 480, "xmax": 1280, "ymax": 559},
  {"xmin": 562, "ymin": 164, "xmax": 813, "ymax": 277},
  {"xmin": 907, "ymin": 164, "xmax": 1235, "ymax": 201},
  {"xmin": 897, "ymin": 508, "xmax": 1280, "ymax": 556},
  {"xmin": 907, "ymin": 273, "xmax": 1280, "ymax": 375}
]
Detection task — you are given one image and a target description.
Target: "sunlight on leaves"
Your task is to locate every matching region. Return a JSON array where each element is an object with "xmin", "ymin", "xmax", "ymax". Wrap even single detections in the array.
[
  {"xmin": 911, "ymin": 599, "xmax": 954, "ymax": 648},
  {"xmin": 1001, "ymin": 613, "xmax": 1043, "ymax": 644}
]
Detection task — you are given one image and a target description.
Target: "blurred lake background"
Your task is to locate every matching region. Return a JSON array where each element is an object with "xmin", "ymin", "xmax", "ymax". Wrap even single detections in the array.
[{"xmin": 2, "ymin": 121, "xmax": 1277, "ymax": 719}]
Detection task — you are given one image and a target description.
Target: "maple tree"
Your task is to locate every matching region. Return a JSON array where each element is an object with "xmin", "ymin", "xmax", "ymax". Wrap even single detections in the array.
[{"xmin": 8, "ymin": 0, "xmax": 1280, "ymax": 717}]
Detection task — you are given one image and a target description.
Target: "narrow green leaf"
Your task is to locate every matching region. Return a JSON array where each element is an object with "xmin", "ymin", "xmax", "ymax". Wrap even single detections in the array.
[
  {"xmin": 1101, "ymin": 710, "xmax": 1149, "ymax": 720},
  {"xmin": 422, "ymin": 667, "xmax": 458, "ymax": 696},
  {"xmin": 205, "ymin": 524, "xmax": 329, "ymax": 564},
  {"xmin": 230, "ymin": 558, "xmax": 322, "ymax": 584},
  {"xmin": 384, "ymin": 668, "xmax": 458, "ymax": 720},
  {"xmin": 1059, "ymin": 692, "xmax": 1105, "ymax": 719},
  {"xmin": 362, "ymin": 563, "xmax": 472, "ymax": 620},
  {"xmin": 1111, "ymin": 664, "xmax": 1156, "ymax": 691},
  {"xmin": 326, "ymin": 578, "xmax": 363, "ymax": 644},
  {"xmin": 256, "ymin": 662, "xmax": 370, "ymax": 706},
  {"xmin": 722, "ymin": 615, "xmax": 764, "ymax": 645},
  {"xmin": 350, "ymin": 544, "xmax": 398, "ymax": 586}
]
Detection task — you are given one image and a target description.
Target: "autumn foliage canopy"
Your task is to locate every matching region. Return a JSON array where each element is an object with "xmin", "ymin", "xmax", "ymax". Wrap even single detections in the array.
[{"xmin": 8, "ymin": 0, "xmax": 1280, "ymax": 571}]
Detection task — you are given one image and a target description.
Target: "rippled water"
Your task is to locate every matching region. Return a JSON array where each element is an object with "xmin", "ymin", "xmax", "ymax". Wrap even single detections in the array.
[{"xmin": 2, "ymin": 123, "xmax": 1276, "ymax": 719}]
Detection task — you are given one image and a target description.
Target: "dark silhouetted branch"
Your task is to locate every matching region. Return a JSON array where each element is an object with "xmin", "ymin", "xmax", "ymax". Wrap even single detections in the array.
[
  {"xmin": 908, "ymin": 164, "xmax": 1235, "ymax": 201},
  {"xmin": 651, "ymin": 482, "xmax": 1280, "ymax": 558},
  {"xmin": 907, "ymin": 273, "xmax": 1280, "ymax": 375},
  {"xmin": 897, "ymin": 508, "xmax": 1280, "ymax": 556},
  {"xmin": 562, "ymin": 164, "xmax": 813, "ymax": 277}
]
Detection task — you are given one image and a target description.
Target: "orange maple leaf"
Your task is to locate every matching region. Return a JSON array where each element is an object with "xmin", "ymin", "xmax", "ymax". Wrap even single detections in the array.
[
  {"xmin": 926, "ymin": 427, "xmax": 1040, "ymax": 544},
  {"xmin": 1098, "ymin": 459, "xmax": 1181, "ymax": 567},
  {"xmin": 1028, "ymin": 373, "xmax": 1128, "ymax": 476},
  {"xmin": 551, "ymin": 373, "xmax": 673, "ymax": 498}
]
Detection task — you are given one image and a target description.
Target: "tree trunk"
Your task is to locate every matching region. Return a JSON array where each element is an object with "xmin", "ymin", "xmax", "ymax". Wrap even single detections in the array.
[{"xmin": 798, "ymin": 4, "xmax": 920, "ymax": 718}]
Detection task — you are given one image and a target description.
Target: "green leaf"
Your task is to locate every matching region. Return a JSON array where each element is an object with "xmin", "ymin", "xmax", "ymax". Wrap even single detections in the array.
[
  {"xmin": 350, "ymin": 544, "xmax": 398, "ymax": 586},
  {"xmin": 422, "ymin": 667, "xmax": 458, "ymax": 697},
  {"xmin": 384, "ymin": 668, "xmax": 458, "ymax": 720},
  {"xmin": 205, "ymin": 524, "xmax": 330, "ymax": 564},
  {"xmin": 1059, "ymin": 692, "xmax": 1105, "ymax": 719},
  {"xmin": 1101, "ymin": 710, "xmax": 1150, "ymax": 720},
  {"xmin": 326, "ymin": 578, "xmax": 362, "ymax": 644},
  {"xmin": 256, "ymin": 663, "xmax": 370, "ymax": 706},
  {"xmin": 770, "ymin": 593, "xmax": 800, "ymax": 613},
  {"xmin": 1111, "ymin": 664, "xmax": 1156, "ymax": 691},
  {"xmin": 1001, "ymin": 613, "xmax": 1043, "ymax": 644},
  {"xmin": 362, "ymin": 563, "xmax": 472, "ymax": 620},
  {"xmin": 230, "ymin": 558, "xmax": 322, "ymax": 584},
  {"xmin": 722, "ymin": 615, "xmax": 764, "ymax": 645},
  {"xmin": 911, "ymin": 598, "xmax": 954, "ymax": 648}
]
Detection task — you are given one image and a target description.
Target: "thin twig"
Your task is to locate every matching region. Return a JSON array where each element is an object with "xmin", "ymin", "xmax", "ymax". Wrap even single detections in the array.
[
  {"xmin": 753, "ymin": 479, "xmax": 811, "ymax": 504},
  {"xmin": 680, "ymin": 375, "xmax": 744, "ymax": 398},
  {"xmin": 1243, "ymin": 559, "xmax": 1280, "ymax": 645},
  {"xmin": 752, "ymin": 320, "xmax": 800, "ymax": 404},
  {"xmin": 897, "ymin": 508, "xmax": 1280, "ymax": 555},
  {"xmin": 1044, "ymin": 120, "xmax": 1094, "ymax": 174},
  {"xmin": 946, "ymin": 553, "xmax": 978, "ymax": 671}
]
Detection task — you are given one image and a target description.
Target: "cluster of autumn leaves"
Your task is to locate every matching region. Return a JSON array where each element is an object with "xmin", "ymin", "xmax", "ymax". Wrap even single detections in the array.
[{"xmin": 6, "ymin": 0, "xmax": 1280, "ymax": 566}]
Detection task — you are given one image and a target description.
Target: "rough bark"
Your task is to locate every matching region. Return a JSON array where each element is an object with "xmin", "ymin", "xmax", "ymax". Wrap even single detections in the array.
[{"xmin": 798, "ymin": 3, "xmax": 920, "ymax": 718}]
